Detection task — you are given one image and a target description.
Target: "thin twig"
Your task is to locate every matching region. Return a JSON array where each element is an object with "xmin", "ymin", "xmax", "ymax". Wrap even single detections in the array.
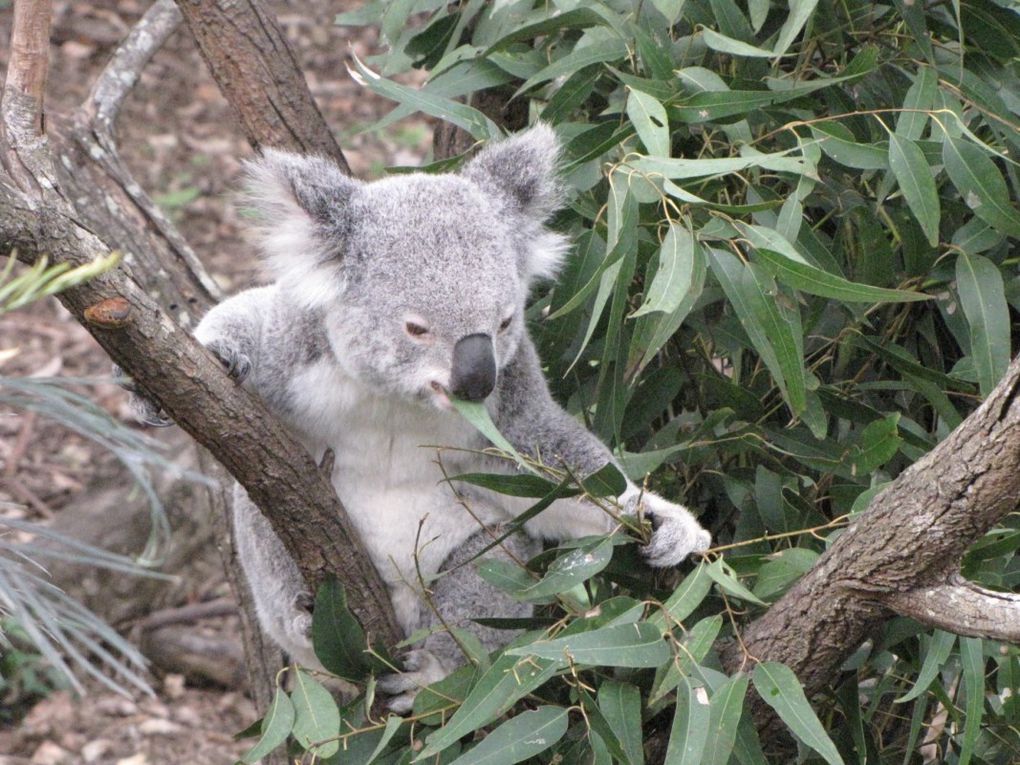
[{"xmin": 134, "ymin": 598, "xmax": 238, "ymax": 631}]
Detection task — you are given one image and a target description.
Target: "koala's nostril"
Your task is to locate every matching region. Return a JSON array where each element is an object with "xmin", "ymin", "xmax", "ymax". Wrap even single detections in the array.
[{"xmin": 450, "ymin": 333, "xmax": 496, "ymax": 402}]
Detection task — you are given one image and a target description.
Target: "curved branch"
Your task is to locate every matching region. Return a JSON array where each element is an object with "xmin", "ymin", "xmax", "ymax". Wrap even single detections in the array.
[
  {"xmin": 886, "ymin": 579, "xmax": 1020, "ymax": 643},
  {"xmin": 83, "ymin": 0, "xmax": 183, "ymax": 143}
]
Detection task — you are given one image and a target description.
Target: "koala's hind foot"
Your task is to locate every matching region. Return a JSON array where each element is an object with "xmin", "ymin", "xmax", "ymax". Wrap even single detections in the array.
[
  {"xmin": 379, "ymin": 528, "xmax": 540, "ymax": 714},
  {"xmin": 204, "ymin": 339, "xmax": 252, "ymax": 384},
  {"xmin": 624, "ymin": 490, "xmax": 712, "ymax": 567},
  {"xmin": 377, "ymin": 649, "xmax": 453, "ymax": 713},
  {"xmin": 231, "ymin": 484, "xmax": 323, "ymax": 671},
  {"xmin": 113, "ymin": 364, "xmax": 173, "ymax": 427}
]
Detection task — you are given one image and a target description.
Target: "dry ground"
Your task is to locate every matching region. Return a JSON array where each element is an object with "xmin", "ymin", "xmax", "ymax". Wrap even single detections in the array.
[{"xmin": 0, "ymin": 1, "xmax": 429, "ymax": 762}]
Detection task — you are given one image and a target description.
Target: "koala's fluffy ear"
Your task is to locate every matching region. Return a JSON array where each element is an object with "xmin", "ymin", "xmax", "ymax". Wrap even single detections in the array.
[
  {"xmin": 241, "ymin": 149, "xmax": 359, "ymax": 307},
  {"xmin": 462, "ymin": 123, "xmax": 563, "ymax": 220},
  {"xmin": 462, "ymin": 124, "xmax": 568, "ymax": 283}
]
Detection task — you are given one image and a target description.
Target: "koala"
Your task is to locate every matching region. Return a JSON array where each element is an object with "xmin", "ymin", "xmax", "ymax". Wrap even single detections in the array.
[{"xmin": 185, "ymin": 125, "xmax": 710, "ymax": 710}]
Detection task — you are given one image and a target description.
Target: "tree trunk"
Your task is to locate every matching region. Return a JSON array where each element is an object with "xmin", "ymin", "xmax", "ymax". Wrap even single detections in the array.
[
  {"xmin": 724, "ymin": 354, "xmax": 1020, "ymax": 724},
  {"xmin": 173, "ymin": 0, "xmax": 349, "ymax": 171},
  {"xmin": 0, "ymin": 6, "xmax": 399, "ymax": 754}
]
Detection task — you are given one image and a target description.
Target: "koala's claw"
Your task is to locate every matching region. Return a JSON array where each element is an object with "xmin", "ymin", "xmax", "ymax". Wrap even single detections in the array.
[
  {"xmin": 377, "ymin": 649, "xmax": 448, "ymax": 714},
  {"xmin": 641, "ymin": 523, "xmax": 712, "ymax": 568},
  {"xmin": 625, "ymin": 491, "xmax": 711, "ymax": 568},
  {"xmin": 134, "ymin": 401, "xmax": 174, "ymax": 428},
  {"xmin": 113, "ymin": 364, "xmax": 174, "ymax": 428},
  {"xmin": 206, "ymin": 341, "xmax": 252, "ymax": 384}
]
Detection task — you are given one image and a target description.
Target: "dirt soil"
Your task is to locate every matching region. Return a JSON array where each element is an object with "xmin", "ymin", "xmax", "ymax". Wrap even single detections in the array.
[{"xmin": 0, "ymin": 1, "xmax": 429, "ymax": 762}]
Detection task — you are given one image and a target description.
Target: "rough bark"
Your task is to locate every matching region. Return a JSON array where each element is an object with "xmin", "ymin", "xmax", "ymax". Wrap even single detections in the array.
[
  {"xmin": 724, "ymin": 353, "xmax": 1020, "ymax": 710},
  {"xmin": 173, "ymin": 0, "xmax": 350, "ymax": 170},
  {"xmin": 2, "ymin": 204, "xmax": 401, "ymax": 647},
  {"xmin": 0, "ymin": 0, "xmax": 401, "ymax": 671},
  {"xmin": 433, "ymin": 87, "xmax": 529, "ymax": 160}
]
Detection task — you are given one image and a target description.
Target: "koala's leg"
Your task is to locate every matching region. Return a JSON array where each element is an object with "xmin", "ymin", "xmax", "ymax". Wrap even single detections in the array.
[
  {"xmin": 495, "ymin": 339, "xmax": 711, "ymax": 567},
  {"xmin": 231, "ymin": 483, "xmax": 322, "ymax": 671},
  {"xmin": 378, "ymin": 527, "xmax": 540, "ymax": 713}
]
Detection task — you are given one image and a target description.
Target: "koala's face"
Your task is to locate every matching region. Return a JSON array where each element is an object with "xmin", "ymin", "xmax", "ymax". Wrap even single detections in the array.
[
  {"xmin": 326, "ymin": 175, "xmax": 530, "ymax": 409},
  {"xmin": 243, "ymin": 125, "xmax": 566, "ymax": 410}
]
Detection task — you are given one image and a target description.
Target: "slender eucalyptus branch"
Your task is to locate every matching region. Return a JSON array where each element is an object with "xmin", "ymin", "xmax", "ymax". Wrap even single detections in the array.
[
  {"xmin": 2, "ymin": 0, "xmax": 50, "ymax": 137},
  {"xmin": 83, "ymin": 0, "xmax": 183, "ymax": 143},
  {"xmin": 1, "ymin": 0, "xmax": 54, "ymax": 193},
  {"xmin": 65, "ymin": 0, "xmax": 220, "ymax": 311},
  {"xmin": 886, "ymin": 578, "xmax": 1020, "ymax": 643}
]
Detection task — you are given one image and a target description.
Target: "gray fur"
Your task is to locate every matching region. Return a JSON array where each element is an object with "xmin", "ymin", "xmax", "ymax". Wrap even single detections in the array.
[{"xmin": 194, "ymin": 125, "xmax": 711, "ymax": 710}]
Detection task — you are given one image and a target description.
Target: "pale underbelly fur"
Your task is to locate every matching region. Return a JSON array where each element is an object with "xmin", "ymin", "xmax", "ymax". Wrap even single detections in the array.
[{"xmin": 285, "ymin": 364, "xmax": 507, "ymax": 633}]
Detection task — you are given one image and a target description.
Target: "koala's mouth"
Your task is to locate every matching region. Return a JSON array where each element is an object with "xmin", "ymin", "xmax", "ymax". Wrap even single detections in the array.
[{"xmin": 428, "ymin": 380, "xmax": 453, "ymax": 411}]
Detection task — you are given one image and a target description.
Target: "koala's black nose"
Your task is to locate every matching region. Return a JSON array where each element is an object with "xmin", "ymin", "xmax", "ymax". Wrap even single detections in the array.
[{"xmin": 451, "ymin": 333, "xmax": 496, "ymax": 402}]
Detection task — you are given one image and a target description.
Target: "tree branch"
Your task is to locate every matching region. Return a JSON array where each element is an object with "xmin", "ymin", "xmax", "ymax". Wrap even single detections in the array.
[
  {"xmin": 1, "ymin": 0, "xmax": 53, "ymax": 192},
  {"xmin": 82, "ymin": 0, "xmax": 183, "ymax": 142},
  {"xmin": 172, "ymin": 0, "xmax": 350, "ymax": 171},
  {"xmin": 2, "ymin": 0, "xmax": 50, "ymax": 137},
  {"xmin": 886, "ymin": 578, "xmax": 1020, "ymax": 643},
  {"xmin": 60, "ymin": 0, "xmax": 220, "ymax": 315},
  {"xmin": 724, "ymin": 354, "xmax": 1020, "ymax": 719},
  {"xmin": 0, "ymin": 0, "xmax": 402, "ymax": 651}
]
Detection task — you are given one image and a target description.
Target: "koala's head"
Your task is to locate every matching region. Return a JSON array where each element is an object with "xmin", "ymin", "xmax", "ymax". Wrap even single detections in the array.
[{"xmin": 241, "ymin": 125, "xmax": 567, "ymax": 409}]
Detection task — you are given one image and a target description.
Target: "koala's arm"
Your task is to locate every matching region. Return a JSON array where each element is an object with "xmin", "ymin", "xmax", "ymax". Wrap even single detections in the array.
[
  {"xmin": 494, "ymin": 338, "xmax": 710, "ymax": 566},
  {"xmin": 192, "ymin": 285, "xmax": 279, "ymax": 384},
  {"xmin": 117, "ymin": 286, "xmax": 274, "ymax": 425}
]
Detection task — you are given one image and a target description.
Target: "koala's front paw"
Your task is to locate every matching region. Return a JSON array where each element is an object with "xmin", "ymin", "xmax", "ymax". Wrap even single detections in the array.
[
  {"xmin": 376, "ymin": 649, "xmax": 450, "ymax": 714},
  {"xmin": 112, "ymin": 364, "xmax": 173, "ymax": 427},
  {"xmin": 205, "ymin": 340, "xmax": 252, "ymax": 384},
  {"xmin": 625, "ymin": 491, "xmax": 711, "ymax": 567}
]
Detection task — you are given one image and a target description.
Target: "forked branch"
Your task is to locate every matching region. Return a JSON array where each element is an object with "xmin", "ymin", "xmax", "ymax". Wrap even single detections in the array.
[
  {"xmin": 0, "ymin": 0, "xmax": 402, "ymax": 650},
  {"xmin": 726, "ymin": 353, "xmax": 1020, "ymax": 724}
]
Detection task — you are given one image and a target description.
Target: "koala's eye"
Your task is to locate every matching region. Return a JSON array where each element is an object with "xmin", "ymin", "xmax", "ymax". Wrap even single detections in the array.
[
  {"xmin": 499, "ymin": 315, "xmax": 514, "ymax": 333},
  {"xmin": 405, "ymin": 321, "xmax": 430, "ymax": 338}
]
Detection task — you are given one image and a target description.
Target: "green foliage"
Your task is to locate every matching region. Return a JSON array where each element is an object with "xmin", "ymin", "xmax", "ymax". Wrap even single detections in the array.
[
  {"xmin": 249, "ymin": 0, "xmax": 1020, "ymax": 762},
  {"xmin": 0, "ymin": 250, "xmax": 121, "ymax": 313}
]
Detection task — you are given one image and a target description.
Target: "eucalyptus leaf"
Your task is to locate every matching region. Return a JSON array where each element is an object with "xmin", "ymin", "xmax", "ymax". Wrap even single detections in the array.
[
  {"xmin": 626, "ymin": 89, "xmax": 671, "ymax": 157},
  {"xmin": 942, "ymin": 137, "xmax": 1020, "ymax": 238},
  {"xmin": 446, "ymin": 706, "xmax": 568, "ymax": 765},
  {"xmin": 507, "ymin": 621, "xmax": 671, "ymax": 667},
  {"xmin": 889, "ymin": 134, "xmax": 940, "ymax": 247},
  {"xmin": 291, "ymin": 669, "xmax": 341, "ymax": 758},
  {"xmin": 752, "ymin": 663, "xmax": 844, "ymax": 765},
  {"xmin": 241, "ymin": 689, "xmax": 295, "ymax": 764},
  {"xmin": 664, "ymin": 676, "xmax": 711, "ymax": 764},
  {"xmin": 956, "ymin": 251, "xmax": 1011, "ymax": 396}
]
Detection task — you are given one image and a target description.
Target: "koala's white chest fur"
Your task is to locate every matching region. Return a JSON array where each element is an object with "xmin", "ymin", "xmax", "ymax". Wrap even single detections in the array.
[{"xmin": 285, "ymin": 359, "xmax": 506, "ymax": 626}]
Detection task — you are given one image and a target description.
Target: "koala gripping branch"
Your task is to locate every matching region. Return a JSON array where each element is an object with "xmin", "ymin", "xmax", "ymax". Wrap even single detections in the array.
[
  {"xmin": 2, "ymin": 200, "xmax": 403, "ymax": 649},
  {"xmin": 1, "ymin": 0, "xmax": 401, "ymax": 660}
]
